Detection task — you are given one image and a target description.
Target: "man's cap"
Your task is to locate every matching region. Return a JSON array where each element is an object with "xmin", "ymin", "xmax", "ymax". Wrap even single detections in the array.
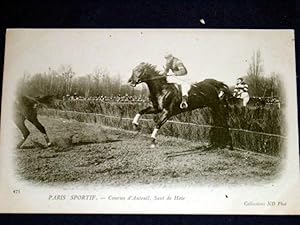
[{"xmin": 164, "ymin": 52, "xmax": 173, "ymax": 59}]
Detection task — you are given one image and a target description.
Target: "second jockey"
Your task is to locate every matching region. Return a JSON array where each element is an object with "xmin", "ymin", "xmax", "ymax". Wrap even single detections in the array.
[
  {"xmin": 163, "ymin": 53, "xmax": 190, "ymax": 109},
  {"xmin": 233, "ymin": 77, "xmax": 250, "ymax": 107}
]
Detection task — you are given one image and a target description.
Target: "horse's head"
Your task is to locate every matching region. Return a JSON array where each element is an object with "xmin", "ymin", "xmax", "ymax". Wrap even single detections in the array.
[
  {"xmin": 128, "ymin": 62, "xmax": 166, "ymax": 87},
  {"xmin": 128, "ymin": 62, "xmax": 150, "ymax": 87}
]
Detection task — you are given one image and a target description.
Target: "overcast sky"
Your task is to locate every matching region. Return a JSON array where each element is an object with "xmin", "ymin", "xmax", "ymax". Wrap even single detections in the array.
[{"xmin": 4, "ymin": 29, "xmax": 295, "ymax": 86}]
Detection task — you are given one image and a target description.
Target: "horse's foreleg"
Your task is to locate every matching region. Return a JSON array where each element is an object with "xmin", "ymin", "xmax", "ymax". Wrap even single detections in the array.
[
  {"xmin": 17, "ymin": 137, "xmax": 28, "ymax": 149},
  {"xmin": 28, "ymin": 116, "xmax": 51, "ymax": 147},
  {"xmin": 14, "ymin": 116, "xmax": 29, "ymax": 149},
  {"xmin": 150, "ymin": 109, "xmax": 170, "ymax": 148},
  {"xmin": 132, "ymin": 106, "xmax": 158, "ymax": 127},
  {"xmin": 132, "ymin": 113, "xmax": 141, "ymax": 126}
]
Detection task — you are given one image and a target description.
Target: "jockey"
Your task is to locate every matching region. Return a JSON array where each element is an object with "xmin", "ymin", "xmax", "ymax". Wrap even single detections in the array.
[
  {"xmin": 233, "ymin": 77, "xmax": 250, "ymax": 107},
  {"xmin": 163, "ymin": 53, "xmax": 190, "ymax": 109}
]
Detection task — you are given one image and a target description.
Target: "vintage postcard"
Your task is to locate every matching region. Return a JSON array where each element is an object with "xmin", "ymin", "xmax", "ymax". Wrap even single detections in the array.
[{"xmin": 0, "ymin": 29, "xmax": 299, "ymax": 214}]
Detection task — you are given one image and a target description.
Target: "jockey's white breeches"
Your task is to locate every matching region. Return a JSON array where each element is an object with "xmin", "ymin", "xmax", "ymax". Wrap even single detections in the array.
[
  {"xmin": 239, "ymin": 92, "xmax": 250, "ymax": 106},
  {"xmin": 167, "ymin": 76, "xmax": 191, "ymax": 96}
]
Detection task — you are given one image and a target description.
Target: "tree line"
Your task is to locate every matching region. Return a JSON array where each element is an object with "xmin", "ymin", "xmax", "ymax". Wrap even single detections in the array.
[
  {"xmin": 18, "ymin": 50, "xmax": 283, "ymax": 100},
  {"xmin": 243, "ymin": 50, "xmax": 283, "ymax": 99},
  {"xmin": 18, "ymin": 65, "xmax": 148, "ymax": 97}
]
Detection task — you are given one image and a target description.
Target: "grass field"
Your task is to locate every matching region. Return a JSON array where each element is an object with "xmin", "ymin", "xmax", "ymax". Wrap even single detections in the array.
[{"xmin": 15, "ymin": 116, "xmax": 282, "ymax": 186}]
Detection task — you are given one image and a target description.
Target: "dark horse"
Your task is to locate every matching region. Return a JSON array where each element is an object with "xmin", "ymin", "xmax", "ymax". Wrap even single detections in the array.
[
  {"xmin": 14, "ymin": 95, "xmax": 54, "ymax": 148},
  {"xmin": 128, "ymin": 62, "xmax": 233, "ymax": 149}
]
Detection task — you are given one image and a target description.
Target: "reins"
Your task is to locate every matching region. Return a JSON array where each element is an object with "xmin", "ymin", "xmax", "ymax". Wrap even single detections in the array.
[{"xmin": 142, "ymin": 75, "xmax": 167, "ymax": 82}]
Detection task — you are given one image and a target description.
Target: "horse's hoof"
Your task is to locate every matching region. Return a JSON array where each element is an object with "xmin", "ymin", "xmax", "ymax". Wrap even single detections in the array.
[
  {"xmin": 47, "ymin": 142, "xmax": 52, "ymax": 147},
  {"xmin": 133, "ymin": 123, "xmax": 140, "ymax": 130},
  {"xmin": 150, "ymin": 138, "xmax": 157, "ymax": 148},
  {"xmin": 16, "ymin": 142, "xmax": 25, "ymax": 149},
  {"xmin": 203, "ymin": 144, "xmax": 215, "ymax": 151}
]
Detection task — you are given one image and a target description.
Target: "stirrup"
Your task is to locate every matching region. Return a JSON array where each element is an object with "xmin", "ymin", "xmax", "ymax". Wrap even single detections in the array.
[{"xmin": 180, "ymin": 101, "xmax": 188, "ymax": 109}]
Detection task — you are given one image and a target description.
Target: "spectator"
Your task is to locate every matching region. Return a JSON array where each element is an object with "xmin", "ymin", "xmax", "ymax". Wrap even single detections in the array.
[{"xmin": 233, "ymin": 77, "xmax": 250, "ymax": 107}]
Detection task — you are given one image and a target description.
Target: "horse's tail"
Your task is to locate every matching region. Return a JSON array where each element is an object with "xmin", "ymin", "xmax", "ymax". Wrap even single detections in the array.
[{"xmin": 204, "ymin": 79, "xmax": 232, "ymax": 97}]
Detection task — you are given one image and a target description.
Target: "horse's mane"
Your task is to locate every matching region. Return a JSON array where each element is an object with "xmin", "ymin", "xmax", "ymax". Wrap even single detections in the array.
[
  {"xmin": 141, "ymin": 62, "xmax": 165, "ymax": 76},
  {"xmin": 138, "ymin": 62, "xmax": 167, "ymax": 84}
]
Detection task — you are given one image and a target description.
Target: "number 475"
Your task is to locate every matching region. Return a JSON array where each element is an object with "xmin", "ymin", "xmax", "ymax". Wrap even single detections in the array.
[{"xmin": 12, "ymin": 189, "xmax": 21, "ymax": 194}]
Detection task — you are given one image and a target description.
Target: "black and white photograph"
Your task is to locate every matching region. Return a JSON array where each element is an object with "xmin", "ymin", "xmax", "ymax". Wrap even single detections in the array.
[{"xmin": 0, "ymin": 29, "xmax": 299, "ymax": 214}]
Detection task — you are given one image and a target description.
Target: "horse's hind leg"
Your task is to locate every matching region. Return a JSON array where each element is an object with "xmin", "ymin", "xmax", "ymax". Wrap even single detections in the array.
[
  {"xmin": 14, "ymin": 115, "xmax": 29, "ymax": 149},
  {"xmin": 28, "ymin": 116, "xmax": 51, "ymax": 147},
  {"xmin": 210, "ymin": 102, "xmax": 233, "ymax": 150},
  {"xmin": 150, "ymin": 109, "xmax": 170, "ymax": 148}
]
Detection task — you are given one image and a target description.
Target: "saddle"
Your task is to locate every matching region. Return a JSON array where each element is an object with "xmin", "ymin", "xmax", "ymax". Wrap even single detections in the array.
[{"xmin": 164, "ymin": 83, "xmax": 183, "ymax": 94}]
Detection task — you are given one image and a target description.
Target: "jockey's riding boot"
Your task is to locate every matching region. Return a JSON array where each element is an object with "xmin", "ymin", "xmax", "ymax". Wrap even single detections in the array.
[{"xmin": 180, "ymin": 95, "xmax": 188, "ymax": 109}]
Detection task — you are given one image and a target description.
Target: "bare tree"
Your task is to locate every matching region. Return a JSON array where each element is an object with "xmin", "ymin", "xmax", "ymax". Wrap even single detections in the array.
[
  {"xmin": 247, "ymin": 50, "xmax": 264, "ymax": 77},
  {"xmin": 246, "ymin": 50, "xmax": 265, "ymax": 96},
  {"xmin": 245, "ymin": 50, "xmax": 283, "ymax": 98}
]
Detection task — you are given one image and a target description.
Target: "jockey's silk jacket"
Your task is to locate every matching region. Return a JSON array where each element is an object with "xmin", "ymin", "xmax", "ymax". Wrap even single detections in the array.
[
  {"xmin": 164, "ymin": 57, "xmax": 187, "ymax": 76},
  {"xmin": 233, "ymin": 82, "xmax": 249, "ymax": 97}
]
